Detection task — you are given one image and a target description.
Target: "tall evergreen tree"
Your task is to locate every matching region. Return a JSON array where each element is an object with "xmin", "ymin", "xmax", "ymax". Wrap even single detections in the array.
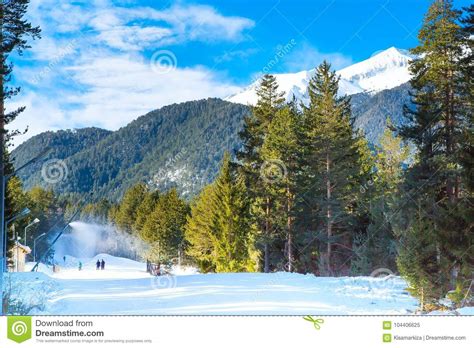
[
  {"xmin": 1, "ymin": 0, "xmax": 40, "ymax": 277},
  {"xmin": 211, "ymin": 153, "xmax": 253, "ymax": 272},
  {"xmin": 353, "ymin": 120, "xmax": 409, "ymax": 274},
  {"xmin": 184, "ymin": 185, "xmax": 217, "ymax": 272},
  {"xmin": 261, "ymin": 100, "xmax": 302, "ymax": 271},
  {"xmin": 397, "ymin": 0, "xmax": 472, "ymax": 309},
  {"xmin": 133, "ymin": 190, "xmax": 160, "ymax": 234},
  {"xmin": 141, "ymin": 188, "xmax": 188, "ymax": 263},
  {"xmin": 459, "ymin": 5, "xmax": 474, "ymax": 193},
  {"xmin": 140, "ymin": 189, "xmax": 189, "ymax": 262},
  {"xmin": 114, "ymin": 183, "xmax": 148, "ymax": 233},
  {"xmin": 237, "ymin": 74, "xmax": 285, "ymax": 272},
  {"xmin": 185, "ymin": 153, "xmax": 255, "ymax": 272},
  {"xmin": 298, "ymin": 61, "xmax": 368, "ymax": 275}
]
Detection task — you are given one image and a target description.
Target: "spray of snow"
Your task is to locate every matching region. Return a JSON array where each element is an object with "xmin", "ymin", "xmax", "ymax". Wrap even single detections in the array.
[{"xmin": 54, "ymin": 221, "xmax": 147, "ymax": 261}]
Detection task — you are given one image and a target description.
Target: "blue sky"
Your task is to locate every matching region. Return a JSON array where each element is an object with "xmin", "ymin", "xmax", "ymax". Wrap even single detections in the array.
[{"xmin": 8, "ymin": 0, "xmax": 471, "ymax": 146}]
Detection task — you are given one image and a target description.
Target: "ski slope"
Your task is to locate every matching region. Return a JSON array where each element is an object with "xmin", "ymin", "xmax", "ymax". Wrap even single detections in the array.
[{"xmin": 5, "ymin": 254, "xmax": 425, "ymax": 315}]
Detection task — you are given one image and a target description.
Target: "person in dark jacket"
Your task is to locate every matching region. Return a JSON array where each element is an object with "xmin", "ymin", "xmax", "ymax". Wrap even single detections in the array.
[
  {"xmin": 96, "ymin": 260, "xmax": 100, "ymax": 270},
  {"xmin": 100, "ymin": 259, "xmax": 105, "ymax": 270}
]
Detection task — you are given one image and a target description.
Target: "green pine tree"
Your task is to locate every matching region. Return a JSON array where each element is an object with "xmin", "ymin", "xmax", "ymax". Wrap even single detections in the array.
[
  {"xmin": 396, "ymin": 0, "xmax": 472, "ymax": 309},
  {"xmin": 396, "ymin": 205, "xmax": 446, "ymax": 311},
  {"xmin": 459, "ymin": 5, "xmax": 474, "ymax": 194},
  {"xmin": 133, "ymin": 190, "xmax": 160, "ymax": 234},
  {"xmin": 260, "ymin": 100, "xmax": 302, "ymax": 271},
  {"xmin": 184, "ymin": 185, "xmax": 217, "ymax": 272},
  {"xmin": 1, "ymin": 0, "xmax": 40, "ymax": 280},
  {"xmin": 140, "ymin": 188, "xmax": 188, "ymax": 263},
  {"xmin": 80, "ymin": 199, "xmax": 112, "ymax": 223},
  {"xmin": 114, "ymin": 183, "xmax": 148, "ymax": 233},
  {"xmin": 237, "ymin": 74, "xmax": 285, "ymax": 272},
  {"xmin": 353, "ymin": 120, "xmax": 409, "ymax": 274},
  {"xmin": 185, "ymin": 153, "xmax": 255, "ymax": 272},
  {"xmin": 297, "ymin": 61, "xmax": 368, "ymax": 275}
]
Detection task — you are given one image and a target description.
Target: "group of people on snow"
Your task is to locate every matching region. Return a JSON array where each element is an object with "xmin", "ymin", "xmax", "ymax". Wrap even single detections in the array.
[
  {"xmin": 60, "ymin": 255, "xmax": 107, "ymax": 271},
  {"xmin": 96, "ymin": 259, "xmax": 106, "ymax": 270},
  {"xmin": 73, "ymin": 258, "xmax": 106, "ymax": 271}
]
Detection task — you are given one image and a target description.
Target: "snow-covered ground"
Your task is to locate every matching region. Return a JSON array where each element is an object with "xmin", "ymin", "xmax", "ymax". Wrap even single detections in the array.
[{"xmin": 2, "ymin": 253, "xmax": 434, "ymax": 315}]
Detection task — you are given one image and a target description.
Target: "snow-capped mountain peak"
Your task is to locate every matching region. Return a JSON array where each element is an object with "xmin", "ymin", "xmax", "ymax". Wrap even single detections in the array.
[
  {"xmin": 226, "ymin": 47, "xmax": 414, "ymax": 105},
  {"xmin": 338, "ymin": 47, "xmax": 413, "ymax": 94}
]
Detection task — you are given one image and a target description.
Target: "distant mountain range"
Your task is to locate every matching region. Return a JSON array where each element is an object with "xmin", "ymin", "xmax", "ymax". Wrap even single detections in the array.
[
  {"xmin": 227, "ymin": 47, "xmax": 413, "ymax": 104},
  {"xmin": 12, "ymin": 47, "xmax": 414, "ymax": 201}
]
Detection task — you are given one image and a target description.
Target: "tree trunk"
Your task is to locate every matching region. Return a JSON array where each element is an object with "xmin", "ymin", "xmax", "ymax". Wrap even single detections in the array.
[
  {"xmin": 445, "ymin": 68, "xmax": 458, "ymax": 203},
  {"xmin": 264, "ymin": 243, "xmax": 269, "ymax": 273},
  {"xmin": 287, "ymin": 185, "xmax": 292, "ymax": 272},
  {"xmin": 450, "ymin": 263, "xmax": 459, "ymax": 291},
  {"xmin": 0, "ymin": 58, "xmax": 5, "ymax": 274},
  {"xmin": 420, "ymin": 287, "xmax": 425, "ymax": 312},
  {"xmin": 326, "ymin": 153, "xmax": 332, "ymax": 275},
  {"xmin": 264, "ymin": 196, "xmax": 270, "ymax": 273}
]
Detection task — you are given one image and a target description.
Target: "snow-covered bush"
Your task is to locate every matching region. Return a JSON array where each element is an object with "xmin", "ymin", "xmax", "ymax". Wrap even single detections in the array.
[{"xmin": 2, "ymin": 273, "xmax": 56, "ymax": 315}]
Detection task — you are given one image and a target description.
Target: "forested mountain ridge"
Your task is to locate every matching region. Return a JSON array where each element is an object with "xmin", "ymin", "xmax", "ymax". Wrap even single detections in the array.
[
  {"xmin": 12, "ymin": 84, "xmax": 411, "ymax": 201},
  {"xmin": 12, "ymin": 98, "xmax": 249, "ymax": 201},
  {"xmin": 12, "ymin": 127, "xmax": 112, "ymax": 184},
  {"xmin": 12, "ymin": 127, "xmax": 112, "ymax": 163},
  {"xmin": 351, "ymin": 82, "xmax": 412, "ymax": 143}
]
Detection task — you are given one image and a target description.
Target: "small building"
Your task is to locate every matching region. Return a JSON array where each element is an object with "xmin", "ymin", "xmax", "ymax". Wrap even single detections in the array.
[{"xmin": 9, "ymin": 242, "xmax": 32, "ymax": 272}]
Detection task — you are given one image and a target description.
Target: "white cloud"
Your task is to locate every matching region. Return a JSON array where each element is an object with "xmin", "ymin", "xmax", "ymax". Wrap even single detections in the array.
[
  {"xmin": 9, "ymin": 1, "xmax": 254, "ymax": 147},
  {"xmin": 28, "ymin": 0, "xmax": 92, "ymax": 34},
  {"xmin": 90, "ymin": 5, "xmax": 255, "ymax": 51},
  {"xmin": 284, "ymin": 43, "xmax": 353, "ymax": 72},
  {"xmin": 156, "ymin": 5, "xmax": 255, "ymax": 42},
  {"xmin": 63, "ymin": 54, "xmax": 241, "ymax": 129},
  {"xmin": 96, "ymin": 25, "xmax": 174, "ymax": 51},
  {"xmin": 29, "ymin": 1, "xmax": 255, "ymax": 51},
  {"xmin": 6, "ymin": 92, "xmax": 68, "ymax": 147},
  {"xmin": 10, "ymin": 53, "xmax": 241, "ymax": 146}
]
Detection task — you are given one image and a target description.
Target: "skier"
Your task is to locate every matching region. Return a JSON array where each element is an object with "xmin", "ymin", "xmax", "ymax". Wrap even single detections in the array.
[
  {"xmin": 63, "ymin": 255, "xmax": 66, "ymax": 263},
  {"xmin": 100, "ymin": 259, "xmax": 105, "ymax": 270},
  {"xmin": 78, "ymin": 261, "xmax": 83, "ymax": 271},
  {"xmin": 96, "ymin": 259, "xmax": 100, "ymax": 270}
]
